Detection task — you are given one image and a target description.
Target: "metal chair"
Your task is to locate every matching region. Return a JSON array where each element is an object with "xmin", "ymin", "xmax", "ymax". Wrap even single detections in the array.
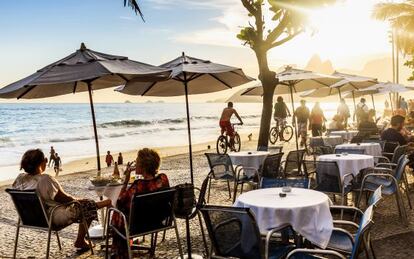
[
  {"xmin": 268, "ymin": 145, "xmax": 283, "ymax": 154},
  {"xmin": 105, "ymin": 188, "xmax": 183, "ymax": 259},
  {"xmin": 375, "ymin": 145, "xmax": 407, "ymax": 165},
  {"xmin": 357, "ymin": 155, "xmax": 411, "ymax": 225},
  {"xmin": 205, "ymin": 153, "xmax": 236, "ymax": 202},
  {"xmin": 381, "ymin": 141, "xmax": 400, "ymax": 160},
  {"xmin": 5, "ymin": 188, "xmax": 93, "ymax": 259},
  {"xmin": 200, "ymin": 205, "xmax": 294, "ymax": 259},
  {"xmin": 259, "ymin": 152, "xmax": 284, "ymax": 179},
  {"xmin": 281, "ymin": 149, "xmax": 306, "ymax": 178},
  {"xmin": 260, "ymin": 178, "xmax": 310, "ymax": 189},
  {"xmin": 287, "ymin": 205, "xmax": 375, "ymax": 259},
  {"xmin": 334, "ymin": 148, "xmax": 365, "ymax": 155},
  {"xmin": 314, "ymin": 161, "xmax": 354, "ymax": 206}
]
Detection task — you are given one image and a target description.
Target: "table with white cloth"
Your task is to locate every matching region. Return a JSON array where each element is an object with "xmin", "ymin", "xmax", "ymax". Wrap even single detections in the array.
[
  {"xmin": 329, "ymin": 130, "xmax": 359, "ymax": 141},
  {"xmin": 228, "ymin": 151, "xmax": 270, "ymax": 177},
  {"xmin": 318, "ymin": 154, "xmax": 374, "ymax": 185},
  {"xmin": 335, "ymin": 143, "xmax": 382, "ymax": 157},
  {"xmin": 310, "ymin": 136, "xmax": 343, "ymax": 147},
  {"xmin": 234, "ymin": 188, "xmax": 333, "ymax": 248}
]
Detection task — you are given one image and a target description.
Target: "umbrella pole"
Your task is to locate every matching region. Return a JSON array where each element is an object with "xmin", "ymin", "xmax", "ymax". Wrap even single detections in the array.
[
  {"xmin": 87, "ymin": 83, "xmax": 101, "ymax": 174},
  {"xmin": 371, "ymin": 94, "xmax": 376, "ymax": 114},
  {"xmin": 352, "ymin": 91, "xmax": 356, "ymax": 121},
  {"xmin": 289, "ymin": 86, "xmax": 299, "ymax": 151},
  {"xmin": 184, "ymin": 80, "xmax": 194, "ymax": 184},
  {"xmin": 338, "ymin": 88, "xmax": 342, "ymax": 99},
  {"xmin": 389, "ymin": 93, "xmax": 394, "ymax": 113}
]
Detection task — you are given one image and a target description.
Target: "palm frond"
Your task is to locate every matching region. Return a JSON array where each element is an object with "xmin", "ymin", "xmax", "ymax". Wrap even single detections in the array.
[
  {"xmin": 124, "ymin": 0, "xmax": 145, "ymax": 21},
  {"xmin": 372, "ymin": 2, "xmax": 414, "ymax": 21}
]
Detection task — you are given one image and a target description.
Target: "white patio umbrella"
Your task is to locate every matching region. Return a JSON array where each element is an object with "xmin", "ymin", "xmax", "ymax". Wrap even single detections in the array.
[
  {"xmin": 0, "ymin": 43, "xmax": 171, "ymax": 172},
  {"xmin": 242, "ymin": 66, "xmax": 342, "ymax": 150},
  {"xmin": 116, "ymin": 52, "xmax": 254, "ymax": 184}
]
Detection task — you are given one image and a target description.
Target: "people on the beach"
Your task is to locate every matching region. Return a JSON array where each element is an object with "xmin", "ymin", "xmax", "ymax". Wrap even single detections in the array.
[
  {"xmin": 309, "ymin": 102, "xmax": 326, "ymax": 137},
  {"xmin": 219, "ymin": 102, "xmax": 243, "ymax": 151},
  {"xmin": 293, "ymin": 100, "xmax": 310, "ymax": 147},
  {"xmin": 48, "ymin": 146, "xmax": 55, "ymax": 167},
  {"xmin": 355, "ymin": 98, "xmax": 369, "ymax": 123},
  {"xmin": 273, "ymin": 96, "xmax": 291, "ymax": 139},
  {"xmin": 52, "ymin": 153, "xmax": 62, "ymax": 176},
  {"xmin": 328, "ymin": 114, "xmax": 344, "ymax": 131},
  {"xmin": 12, "ymin": 149, "xmax": 111, "ymax": 251},
  {"xmin": 105, "ymin": 151, "xmax": 114, "ymax": 167},
  {"xmin": 357, "ymin": 110, "xmax": 378, "ymax": 137},
  {"xmin": 117, "ymin": 152, "xmax": 123, "ymax": 165},
  {"xmin": 337, "ymin": 99, "xmax": 350, "ymax": 129},
  {"xmin": 400, "ymin": 97, "xmax": 408, "ymax": 113},
  {"xmin": 381, "ymin": 115, "xmax": 410, "ymax": 145},
  {"xmin": 111, "ymin": 148, "xmax": 169, "ymax": 258}
]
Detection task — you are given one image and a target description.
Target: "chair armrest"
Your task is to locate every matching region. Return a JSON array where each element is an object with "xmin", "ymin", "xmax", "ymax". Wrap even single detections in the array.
[
  {"xmin": 333, "ymin": 220, "xmax": 360, "ymax": 229},
  {"xmin": 265, "ymin": 224, "xmax": 292, "ymax": 259},
  {"xmin": 287, "ymin": 249, "xmax": 346, "ymax": 259},
  {"xmin": 341, "ymin": 173, "xmax": 354, "ymax": 186},
  {"xmin": 375, "ymin": 162, "xmax": 397, "ymax": 169},
  {"xmin": 332, "ymin": 227, "xmax": 355, "ymax": 243},
  {"xmin": 236, "ymin": 166, "xmax": 259, "ymax": 181},
  {"xmin": 49, "ymin": 200, "xmax": 82, "ymax": 223},
  {"xmin": 374, "ymin": 156, "xmax": 390, "ymax": 163},
  {"xmin": 106, "ymin": 207, "xmax": 129, "ymax": 240},
  {"xmin": 330, "ymin": 205, "xmax": 363, "ymax": 217}
]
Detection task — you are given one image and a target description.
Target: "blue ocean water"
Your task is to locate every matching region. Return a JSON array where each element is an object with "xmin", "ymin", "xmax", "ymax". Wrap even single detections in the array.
[{"xmin": 0, "ymin": 101, "xmax": 356, "ymax": 181}]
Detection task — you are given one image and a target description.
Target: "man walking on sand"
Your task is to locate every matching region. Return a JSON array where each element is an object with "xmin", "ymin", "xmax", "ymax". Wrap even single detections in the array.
[
  {"xmin": 106, "ymin": 151, "xmax": 114, "ymax": 167},
  {"xmin": 220, "ymin": 102, "xmax": 243, "ymax": 151},
  {"xmin": 53, "ymin": 153, "xmax": 61, "ymax": 176},
  {"xmin": 48, "ymin": 146, "xmax": 55, "ymax": 167}
]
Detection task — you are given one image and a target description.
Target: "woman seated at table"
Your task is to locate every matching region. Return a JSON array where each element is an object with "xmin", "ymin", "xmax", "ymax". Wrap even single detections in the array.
[
  {"xmin": 111, "ymin": 148, "xmax": 169, "ymax": 258},
  {"xmin": 12, "ymin": 149, "xmax": 111, "ymax": 250}
]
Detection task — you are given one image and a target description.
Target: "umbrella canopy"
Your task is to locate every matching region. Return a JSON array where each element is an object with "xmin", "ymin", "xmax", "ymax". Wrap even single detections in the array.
[
  {"xmin": 116, "ymin": 52, "xmax": 253, "ymax": 184},
  {"xmin": 0, "ymin": 43, "xmax": 171, "ymax": 172},
  {"xmin": 344, "ymin": 82, "xmax": 414, "ymax": 98}
]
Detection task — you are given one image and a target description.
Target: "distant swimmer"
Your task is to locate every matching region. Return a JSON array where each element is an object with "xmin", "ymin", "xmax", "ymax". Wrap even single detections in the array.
[{"xmin": 219, "ymin": 102, "xmax": 243, "ymax": 151}]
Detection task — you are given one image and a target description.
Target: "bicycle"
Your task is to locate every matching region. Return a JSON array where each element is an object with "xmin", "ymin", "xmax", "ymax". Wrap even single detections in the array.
[
  {"xmin": 269, "ymin": 119, "xmax": 294, "ymax": 144},
  {"xmin": 216, "ymin": 123, "xmax": 242, "ymax": 154}
]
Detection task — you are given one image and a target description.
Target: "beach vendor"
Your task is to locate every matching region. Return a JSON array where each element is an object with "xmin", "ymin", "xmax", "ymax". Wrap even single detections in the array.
[
  {"xmin": 12, "ymin": 149, "xmax": 111, "ymax": 251},
  {"xmin": 219, "ymin": 102, "xmax": 243, "ymax": 151}
]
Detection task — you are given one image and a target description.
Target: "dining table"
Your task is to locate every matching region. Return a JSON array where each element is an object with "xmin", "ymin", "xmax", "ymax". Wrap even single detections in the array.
[
  {"xmin": 335, "ymin": 142, "xmax": 382, "ymax": 157},
  {"xmin": 228, "ymin": 151, "xmax": 270, "ymax": 177},
  {"xmin": 234, "ymin": 187, "xmax": 333, "ymax": 248},
  {"xmin": 329, "ymin": 130, "xmax": 359, "ymax": 141}
]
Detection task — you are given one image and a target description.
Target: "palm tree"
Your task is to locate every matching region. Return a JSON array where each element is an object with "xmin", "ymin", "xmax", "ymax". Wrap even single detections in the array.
[
  {"xmin": 373, "ymin": 1, "xmax": 414, "ymax": 55},
  {"xmin": 124, "ymin": 0, "xmax": 144, "ymax": 20}
]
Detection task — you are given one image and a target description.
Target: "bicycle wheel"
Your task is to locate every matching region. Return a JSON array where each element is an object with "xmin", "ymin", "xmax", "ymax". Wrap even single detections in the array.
[
  {"xmin": 269, "ymin": 127, "xmax": 279, "ymax": 144},
  {"xmin": 233, "ymin": 133, "xmax": 241, "ymax": 152},
  {"xmin": 282, "ymin": 125, "xmax": 294, "ymax": 142},
  {"xmin": 216, "ymin": 135, "xmax": 228, "ymax": 154}
]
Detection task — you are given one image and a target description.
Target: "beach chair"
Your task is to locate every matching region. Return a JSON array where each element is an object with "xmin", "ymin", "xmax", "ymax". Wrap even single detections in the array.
[
  {"xmin": 287, "ymin": 205, "xmax": 375, "ymax": 259},
  {"xmin": 5, "ymin": 189, "xmax": 93, "ymax": 259},
  {"xmin": 334, "ymin": 148, "xmax": 365, "ymax": 154},
  {"xmin": 205, "ymin": 153, "xmax": 236, "ymax": 202},
  {"xmin": 105, "ymin": 188, "xmax": 183, "ymax": 259},
  {"xmin": 200, "ymin": 205, "xmax": 294, "ymax": 259}
]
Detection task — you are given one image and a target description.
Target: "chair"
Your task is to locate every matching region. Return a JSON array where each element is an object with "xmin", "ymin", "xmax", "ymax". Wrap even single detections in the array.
[
  {"xmin": 281, "ymin": 149, "xmax": 306, "ymax": 178},
  {"xmin": 287, "ymin": 205, "xmax": 375, "ymax": 259},
  {"xmin": 105, "ymin": 188, "xmax": 183, "ymax": 259},
  {"xmin": 314, "ymin": 161, "xmax": 354, "ymax": 206},
  {"xmin": 259, "ymin": 152, "xmax": 284, "ymax": 179},
  {"xmin": 382, "ymin": 141, "xmax": 399, "ymax": 160},
  {"xmin": 356, "ymin": 155, "xmax": 411, "ymax": 225},
  {"xmin": 200, "ymin": 205, "xmax": 294, "ymax": 259},
  {"xmin": 260, "ymin": 178, "xmax": 310, "ymax": 189},
  {"xmin": 268, "ymin": 145, "xmax": 283, "ymax": 154},
  {"xmin": 205, "ymin": 153, "xmax": 236, "ymax": 202},
  {"xmin": 5, "ymin": 189, "xmax": 93, "ymax": 259},
  {"xmin": 376, "ymin": 145, "xmax": 407, "ymax": 165},
  {"xmin": 334, "ymin": 148, "xmax": 365, "ymax": 155}
]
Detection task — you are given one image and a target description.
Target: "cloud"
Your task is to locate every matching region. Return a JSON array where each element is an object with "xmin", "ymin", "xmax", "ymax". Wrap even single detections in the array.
[{"xmin": 119, "ymin": 16, "xmax": 137, "ymax": 21}]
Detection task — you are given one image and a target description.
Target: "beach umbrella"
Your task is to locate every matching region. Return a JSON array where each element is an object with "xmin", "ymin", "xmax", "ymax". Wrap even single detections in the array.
[
  {"xmin": 0, "ymin": 43, "xmax": 171, "ymax": 172},
  {"xmin": 242, "ymin": 66, "xmax": 341, "ymax": 150},
  {"xmin": 116, "ymin": 52, "xmax": 254, "ymax": 184}
]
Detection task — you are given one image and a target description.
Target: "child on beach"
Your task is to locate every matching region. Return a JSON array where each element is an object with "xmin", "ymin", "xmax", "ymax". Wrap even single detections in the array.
[{"xmin": 106, "ymin": 151, "xmax": 114, "ymax": 167}]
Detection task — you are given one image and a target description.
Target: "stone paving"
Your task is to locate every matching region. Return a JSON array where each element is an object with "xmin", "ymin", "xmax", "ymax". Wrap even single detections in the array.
[{"xmin": 1, "ymin": 147, "xmax": 414, "ymax": 258}]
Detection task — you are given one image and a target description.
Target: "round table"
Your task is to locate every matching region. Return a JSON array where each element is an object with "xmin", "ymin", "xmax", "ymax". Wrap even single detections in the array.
[
  {"xmin": 318, "ymin": 154, "xmax": 374, "ymax": 185},
  {"xmin": 310, "ymin": 136, "xmax": 343, "ymax": 147},
  {"xmin": 329, "ymin": 130, "xmax": 359, "ymax": 141},
  {"xmin": 228, "ymin": 151, "xmax": 270, "ymax": 177},
  {"xmin": 335, "ymin": 143, "xmax": 382, "ymax": 157},
  {"xmin": 234, "ymin": 188, "xmax": 333, "ymax": 248}
]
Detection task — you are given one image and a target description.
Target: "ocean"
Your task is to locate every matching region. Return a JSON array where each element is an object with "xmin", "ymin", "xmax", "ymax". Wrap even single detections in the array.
[{"xmin": 0, "ymin": 102, "xmax": 356, "ymax": 182}]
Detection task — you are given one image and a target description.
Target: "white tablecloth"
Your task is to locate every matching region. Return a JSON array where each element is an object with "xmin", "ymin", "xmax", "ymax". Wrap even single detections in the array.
[
  {"xmin": 329, "ymin": 130, "xmax": 359, "ymax": 140},
  {"xmin": 90, "ymin": 184, "xmax": 123, "ymax": 206},
  {"xmin": 335, "ymin": 143, "xmax": 382, "ymax": 157},
  {"xmin": 229, "ymin": 151, "xmax": 270, "ymax": 177},
  {"xmin": 310, "ymin": 136, "xmax": 343, "ymax": 147},
  {"xmin": 318, "ymin": 154, "xmax": 374, "ymax": 184},
  {"xmin": 234, "ymin": 188, "xmax": 333, "ymax": 248}
]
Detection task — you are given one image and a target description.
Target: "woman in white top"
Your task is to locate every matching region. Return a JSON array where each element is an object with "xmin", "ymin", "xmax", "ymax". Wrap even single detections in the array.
[{"xmin": 12, "ymin": 149, "xmax": 111, "ymax": 250}]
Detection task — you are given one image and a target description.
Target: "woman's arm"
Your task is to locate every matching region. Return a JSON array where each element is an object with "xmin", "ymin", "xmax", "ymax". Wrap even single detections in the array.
[{"xmin": 54, "ymin": 189, "xmax": 75, "ymax": 203}]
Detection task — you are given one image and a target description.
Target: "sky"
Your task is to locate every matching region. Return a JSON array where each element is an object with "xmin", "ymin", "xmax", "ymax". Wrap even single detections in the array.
[{"xmin": 0, "ymin": 0, "xmax": 393, "ymax": 103}]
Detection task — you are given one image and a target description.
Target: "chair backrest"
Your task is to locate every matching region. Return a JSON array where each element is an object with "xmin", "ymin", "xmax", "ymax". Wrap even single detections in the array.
[
  {"xmin": 393, "ymin": 155, "xmax": 409, "ymax": 183},
  {"xmin": 205, "ymin": 153, "xmax": 235, "ymax": 179},
  {"xmin": 284, "ymin": 149, "xmax": 306, "ymax": 175},
  {"xmin": 268, "ymin": 146, "xmax": 283, "ymax": 154},
  {"xmin": 259, "ymin": 153, "xmax": 284, "ymax": 178},
  {"xmin": 351, "ymin": 205, "xmax": 374, "ymax": 259},
  {"xmin": 383, "ymin": 141, "xmax": 399, "ymax": 154},
  {"xmin": 315, "ymin": 161, "xmax": 342, "ymax": 194},
  {"xmin": 196, "ymin": 175, "xmax": 210, "ymax": 209},
  {"xmin": 5, "ymin": 189, "xmax": 49, "ymax": 228},
  {"xmin": 260, "ymin": 177, "xmax": 310, "ymax": 189},
  {"xmin": 303, "ymin": 160, "xmax": 316, "ymax": 178},
  {"xmin": 368, "ymin": 186, "xmax": 382, "ymax": 207},
  {"xmin": 392, "ymin": 145, "xmax": 407, "ymax": 164},
  {"xmin": 334, "ymin": 148, "xmax": 365, "ymax": 155},
  {"xmin": 309, "ymin": 137, "xmax": 324, "ymax": 148},
  {"xmin": 129, "ymin": 188, "xmax": 176, "ymax": 236},
  {"xmin": 200, "ymin": 205, "xmax": 263, "ymax": 259},
  {"xmin": 362, "ymin": 139, "xmax": 385, "ymax": 150}
]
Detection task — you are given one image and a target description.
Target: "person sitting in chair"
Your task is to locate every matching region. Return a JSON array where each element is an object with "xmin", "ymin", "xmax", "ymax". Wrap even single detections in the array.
[{"xmin": 12, "ymin": 149, "xmax": 111, "ymax": 251}]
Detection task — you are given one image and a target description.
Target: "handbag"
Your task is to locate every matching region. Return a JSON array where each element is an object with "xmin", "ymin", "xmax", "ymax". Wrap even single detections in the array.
[{"xmin": 173, "ymin": 183, "xmax": 196, "ymax": 218}]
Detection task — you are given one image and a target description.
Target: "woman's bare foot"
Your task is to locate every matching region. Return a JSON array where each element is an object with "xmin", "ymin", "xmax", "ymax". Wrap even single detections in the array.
[{"xmin": 74, "ymin": 239, "xmax": 90, "ymax": 250}]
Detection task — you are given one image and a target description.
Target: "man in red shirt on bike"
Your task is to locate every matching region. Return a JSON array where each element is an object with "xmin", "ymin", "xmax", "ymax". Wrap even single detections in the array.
[{"xmin": 220, "ymin": 102, "xmax": 243, "ymax": 151}]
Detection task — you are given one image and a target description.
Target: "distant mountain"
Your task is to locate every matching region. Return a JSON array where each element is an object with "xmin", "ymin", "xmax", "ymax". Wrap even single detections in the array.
[{"xmin": 305, "ymin": 54, "xmax": 335, "ymax": 74}]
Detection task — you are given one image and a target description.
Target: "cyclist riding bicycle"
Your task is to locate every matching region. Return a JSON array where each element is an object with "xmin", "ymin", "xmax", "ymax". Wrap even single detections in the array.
[
  {"xmin": 273, "ymin": 96, "xmax": 291, "ymax": 140},
  {"xmin": 220, "ymin": 102, "xmax": 243, "ymax": 151}
]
